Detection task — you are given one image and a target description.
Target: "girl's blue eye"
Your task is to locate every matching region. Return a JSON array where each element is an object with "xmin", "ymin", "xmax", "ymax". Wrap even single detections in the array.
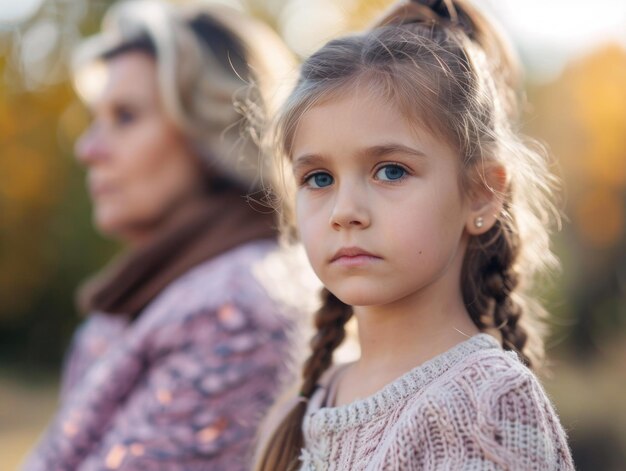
[
  {"xmin": 305, "ymin": 172, "xmax": 334, "ymax": 188},
  {"xmin": 375, "ymin": 164, "xmax": 406, "ymax": 181},
  {"xmin": 308, "ymin": 172, "xmax": 334, "ymax": 188}
]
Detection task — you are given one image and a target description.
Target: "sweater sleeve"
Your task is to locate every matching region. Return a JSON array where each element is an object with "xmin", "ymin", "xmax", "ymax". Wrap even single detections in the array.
[
  {"xmin": 476, "ymin": 369, "xmax": 575, "ymax": 471},
  {"xmin": 77, "ymin": 302, "xmax": 290, "ymax": 471}
]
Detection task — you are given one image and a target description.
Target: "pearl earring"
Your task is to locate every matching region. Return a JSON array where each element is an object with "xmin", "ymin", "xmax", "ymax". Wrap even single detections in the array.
[{"xmin": 474, "ymin": 216, "xmax": 484, "ymax": 228}]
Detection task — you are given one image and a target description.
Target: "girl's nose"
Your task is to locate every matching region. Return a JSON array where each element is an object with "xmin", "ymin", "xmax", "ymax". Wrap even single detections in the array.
[
  {"xmin": 329, "ymin": 184, "xmax": 371, "ymax": 230},
  {"xmin": 75, "ymin": 125, "xmax": 108, "ymax": 166}
]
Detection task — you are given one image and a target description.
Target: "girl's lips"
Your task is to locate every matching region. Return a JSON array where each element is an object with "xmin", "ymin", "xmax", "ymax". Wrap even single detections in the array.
[
  {"xmin": 330, "ymin": 247, "xmax": 381, "ymax": 267},
  {"xmin": 332, "ymin": 254, "xmax": 381, "ymax": 268}
]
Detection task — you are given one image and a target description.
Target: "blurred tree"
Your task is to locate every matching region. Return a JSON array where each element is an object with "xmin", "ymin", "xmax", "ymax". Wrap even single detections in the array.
[
  {"xmin": 0, "ymin": 0, "xmax": 117, "ymax": 368},
  {"xmin": 526, "ymin": 44, "xmax": 626, "ymax": 357}
]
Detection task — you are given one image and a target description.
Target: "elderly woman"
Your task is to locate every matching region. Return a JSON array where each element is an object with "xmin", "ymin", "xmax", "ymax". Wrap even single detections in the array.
[{"xmin": 22, "ymin": 1, "xmax": 309, "ymax": 470}]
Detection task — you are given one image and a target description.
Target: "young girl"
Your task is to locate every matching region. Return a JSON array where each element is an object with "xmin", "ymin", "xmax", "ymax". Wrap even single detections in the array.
[{"xmin": 255, "ymin": 0, "xmax": 574, "ymax": 469}]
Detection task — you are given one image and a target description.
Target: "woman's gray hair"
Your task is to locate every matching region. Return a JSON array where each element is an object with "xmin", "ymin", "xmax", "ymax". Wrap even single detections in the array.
[{"xmin": 73, "ymin": 0, "xmax": 295, "ymax": 192}]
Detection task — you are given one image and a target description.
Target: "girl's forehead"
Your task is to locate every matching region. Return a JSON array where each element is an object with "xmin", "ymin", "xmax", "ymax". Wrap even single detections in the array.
[
  {"xmin": 292, "ymin": 85, "xmax": 455, "ymax": 156},
  {"xmin": 291, "ymin": 90, "xmax": 461, "ymax": 168}
]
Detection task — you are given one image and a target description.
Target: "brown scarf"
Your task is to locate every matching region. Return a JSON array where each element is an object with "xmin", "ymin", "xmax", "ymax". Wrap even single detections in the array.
[{"xmin": 77, "ymin": 191, "xmax": 277, "ymax": 319}]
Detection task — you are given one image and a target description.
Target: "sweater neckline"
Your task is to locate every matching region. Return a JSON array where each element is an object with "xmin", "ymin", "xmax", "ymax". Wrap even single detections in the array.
[{"xmin": 305, "ymin": 333, "xmax": 501, "ymax": 433}]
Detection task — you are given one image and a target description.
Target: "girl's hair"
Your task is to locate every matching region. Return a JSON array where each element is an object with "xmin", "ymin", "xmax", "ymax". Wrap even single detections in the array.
[
  {"xmin": 257, "ymin": 0, "xmax": 561, "ymax": 469},
  {"xmin": 72, "ymin": 0, "xmax": 294, "ymax": 192}
]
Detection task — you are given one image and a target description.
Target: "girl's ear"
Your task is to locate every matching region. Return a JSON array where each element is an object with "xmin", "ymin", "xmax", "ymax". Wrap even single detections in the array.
[{"xmin": 465, "ymin": 164, "xmax": 507, "ymax": 235}]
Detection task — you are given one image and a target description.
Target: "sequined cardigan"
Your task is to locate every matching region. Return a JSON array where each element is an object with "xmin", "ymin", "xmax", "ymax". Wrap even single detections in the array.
[{"xmin": 22, "ymin": 240, "xmax": 308, "ymax": 471}]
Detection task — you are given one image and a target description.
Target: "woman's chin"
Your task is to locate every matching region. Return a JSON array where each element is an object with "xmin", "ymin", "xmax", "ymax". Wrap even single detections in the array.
[
  {"xmin": 94, "ymin": 209, "xmax": 167, "ymax": 245},
  {"xmin": 93, "ymin": 215, "xmax": 121, "ymax": 238},
  {"xmin": 93, "ymin": 210, "xmax": 134, "ymax": 241}
]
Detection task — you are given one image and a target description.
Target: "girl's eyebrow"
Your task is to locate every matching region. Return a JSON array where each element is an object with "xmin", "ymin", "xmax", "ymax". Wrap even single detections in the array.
[
  {"xmin": 361, "ymin": 143, "xmax": 428, "ymax": 160},
  {"xmin": 292, "ymin": 153, "xmax": 328, "ymax": 172},
  {"xmin": 292, "ymin": 143, "xmax": 428, "ymax": 172}
]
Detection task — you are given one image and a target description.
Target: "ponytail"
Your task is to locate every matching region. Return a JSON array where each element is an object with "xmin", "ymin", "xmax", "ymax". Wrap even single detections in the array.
[
  {"xmin": 255, "ymin": 289, "xmax": 353, "ymax": 471},
  {"xmin": 375, "ymin": 0, "xmax": 522, "ymax": 118}
]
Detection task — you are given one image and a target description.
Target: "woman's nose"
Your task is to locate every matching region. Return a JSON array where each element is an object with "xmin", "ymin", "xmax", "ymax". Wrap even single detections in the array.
[
  {"xmin": 75, "ymin": 125, "xmax": 108, "ymax": 166},
  {"xmin": 329, "ymin": 183, "xmax": 371, "ymax": 230}
]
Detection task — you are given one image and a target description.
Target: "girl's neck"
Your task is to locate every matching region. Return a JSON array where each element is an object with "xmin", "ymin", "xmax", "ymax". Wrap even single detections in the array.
[
  {"xmin": 334, "ymin": 281, "xmax": 479, "ymax": 407},
  {"xmin": 353, "ymin": 292, "xmax": 478, "ymax": 373}
]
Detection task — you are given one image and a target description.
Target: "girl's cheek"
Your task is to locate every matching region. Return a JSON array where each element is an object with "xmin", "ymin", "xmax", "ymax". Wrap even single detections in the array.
[
  {"xmin": 295, "ymin": 196, "xmax": 316, "ymax": 227},
  {"xmin": 297, "ymin": 218, "xmax": 321, "ymax": 255}
]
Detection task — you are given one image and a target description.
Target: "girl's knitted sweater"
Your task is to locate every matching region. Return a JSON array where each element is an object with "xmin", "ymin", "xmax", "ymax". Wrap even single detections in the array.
[{"xmin": 300, "ymin": 334, "xmax": 574, "ymax": 470}]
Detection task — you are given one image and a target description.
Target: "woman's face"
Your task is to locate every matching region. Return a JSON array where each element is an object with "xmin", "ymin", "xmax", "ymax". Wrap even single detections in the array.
[{"xmin": 75, "ymin": 51, "xmax": 203, "ymax": 243}]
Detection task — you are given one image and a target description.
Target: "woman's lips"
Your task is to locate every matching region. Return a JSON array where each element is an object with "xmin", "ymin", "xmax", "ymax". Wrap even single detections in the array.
[{"xmin": 88, "ymin": 180, "xmax": 114, "ymax": 198}]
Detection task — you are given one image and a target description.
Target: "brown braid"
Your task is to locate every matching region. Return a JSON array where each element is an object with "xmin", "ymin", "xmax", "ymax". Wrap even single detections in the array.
[
  {"xmin": 375, "ymin": 0, "xmax": 522, "ymax": 119},
  {"xmin": 462, "ymin": 212, "xmax": 532, "ymax": 367},
  {"xmin": 256, "ymin": 289, "xmax": 353, "ymax": 471}
]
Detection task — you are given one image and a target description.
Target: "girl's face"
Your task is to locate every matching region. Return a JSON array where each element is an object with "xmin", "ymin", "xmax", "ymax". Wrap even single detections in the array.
[
  {"xmin": 292, "ymin": 90, "xmax": 476, "ymax": 308},
  {"xmin": 75, "ymin": 52, "xmax": 204, "ymax": 243}
]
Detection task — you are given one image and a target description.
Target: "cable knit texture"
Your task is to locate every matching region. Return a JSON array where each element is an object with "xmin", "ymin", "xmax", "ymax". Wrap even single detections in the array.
[
  {"xmin": 300, "ymin": 334, "xmax": 574, "ymax": 470},
  {"xmin": 22, "ymin": 240, "xmax": 312, "ymax": 471}
]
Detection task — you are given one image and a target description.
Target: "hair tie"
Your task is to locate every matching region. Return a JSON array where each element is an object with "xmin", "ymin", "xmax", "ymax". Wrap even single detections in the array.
[
  {"xmin": 416, "ymin": 0, "xmax": 444, "ymax": 8},
  {"xmin": 412, "ymin": 0, "xmax": 458, "ymax": 23}
]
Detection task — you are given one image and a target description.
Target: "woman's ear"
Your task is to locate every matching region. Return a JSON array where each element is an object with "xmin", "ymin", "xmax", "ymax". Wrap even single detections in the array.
[{"xmin": 465, "ymin": 164, "xmax": 507, "ymax": 235}]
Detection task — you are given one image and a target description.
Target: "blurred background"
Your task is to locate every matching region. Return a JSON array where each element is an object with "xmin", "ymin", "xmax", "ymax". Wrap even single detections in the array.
[{"xmin": 0, "ymin": 0, "xmax": 624, "ymax": 469}]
